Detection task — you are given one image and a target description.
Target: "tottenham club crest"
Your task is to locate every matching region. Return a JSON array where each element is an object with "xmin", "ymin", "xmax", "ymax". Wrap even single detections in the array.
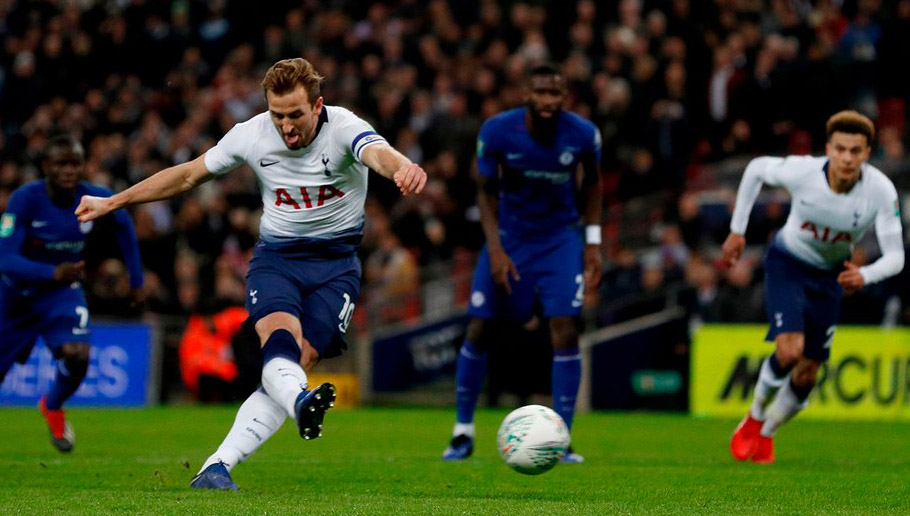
[{"xmin": 321, "ymin": 154, "xmax": 331, "ymax": 176}]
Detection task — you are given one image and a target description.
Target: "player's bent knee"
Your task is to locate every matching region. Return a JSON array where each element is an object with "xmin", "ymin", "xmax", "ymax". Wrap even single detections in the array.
[
  {"xmin": 792, "ymin": 360, "xmax": 820, "ymax": 387},
  {"xmin": 255, "ymin": 312, "xmax": 303, "ymax": 347},
  {"xmin": 61, "ymin": 342, "xmax": 90, "ymax": 362},
  {"xmin": 61, "ymin": 343, "xmax": 90, "ymax": 377},
  {"xmin": 549, "ymin": 317, "xmax": 579, "ymax": 349},
  {"xmin": 775, "ymin": 333, "xmax": 804, "ymax": 365},
  {"xmin": 300, "ymin": 340, "xmax": 320, "ymax": 371},
  {"xmin": 465, "ymin": 318, "xmax": 488, "ymax": 351}
]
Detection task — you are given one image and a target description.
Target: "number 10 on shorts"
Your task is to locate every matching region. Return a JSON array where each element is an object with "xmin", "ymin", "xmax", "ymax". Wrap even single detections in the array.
[{"xmin": 338, "ymin": 292, "xmax": 355, "ymax": 333}]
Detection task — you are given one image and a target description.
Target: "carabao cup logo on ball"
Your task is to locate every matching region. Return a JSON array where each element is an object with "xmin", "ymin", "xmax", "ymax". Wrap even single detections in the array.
[{"xmin": 497, "ymin": 405, "xmax": 570, "ymax": 475}]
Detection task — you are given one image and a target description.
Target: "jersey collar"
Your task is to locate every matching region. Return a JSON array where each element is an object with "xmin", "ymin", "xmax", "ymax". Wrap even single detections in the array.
[
  {"xmin": 822, "ymin": 159, "xmax": 864, "ymax": 192},
  {"xmin": 312, "ymin": 107, "xmax": 329, "ymax": 142}
]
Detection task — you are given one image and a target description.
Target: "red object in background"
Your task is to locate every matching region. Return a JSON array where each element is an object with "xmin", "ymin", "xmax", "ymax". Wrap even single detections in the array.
[
  {"xmin": 788, "ymin": 129, "xmax": 812, "ymax": 156},
  {"xmin": 178, "ymin": 306, "xmax": 247, "ymax": 394}
]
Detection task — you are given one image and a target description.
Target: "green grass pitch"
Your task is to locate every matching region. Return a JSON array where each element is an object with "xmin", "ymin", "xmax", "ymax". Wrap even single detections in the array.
[{"xmin": 0, "ymin": 406, "xmax": 908, "ymax": 515}]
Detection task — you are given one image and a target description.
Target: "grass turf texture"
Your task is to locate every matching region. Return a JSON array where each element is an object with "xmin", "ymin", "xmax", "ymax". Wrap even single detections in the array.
[{"xmin": 0, "ymin": 407, "xmax": 908, "ymax": 515}]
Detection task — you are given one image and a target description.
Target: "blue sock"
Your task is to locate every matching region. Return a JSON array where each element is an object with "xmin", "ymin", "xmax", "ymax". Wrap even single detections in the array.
[
  {"xmin": 455, "ymin": 341, "xmax": 487, "ymax": 424},
  {"xmin": 552, "ymin": 347, "xmax": 582, "ymax": 430},
  {"xmin": 45, "ymin": 360, "xmax": 86, "ymax": 410},
  {"xmin": 769, "ymin": 353, "xmax": 792, "ymax": 378},
  {"xmin": 261, "ymin": 329, "xmax": 302, "ymax": 364}
]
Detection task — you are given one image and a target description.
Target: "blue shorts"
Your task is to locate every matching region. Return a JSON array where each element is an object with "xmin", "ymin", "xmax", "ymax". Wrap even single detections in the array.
[
  {"xmin": 763, "ymin": 243, "xmax": 842, "ymax": 362},
  {"xmin": 245, "ymin": 241, "xmax": 361, "ymax": 359},
  {"xmin": 0, "ymin": 282, "xmax": 90, "ymax": 379},
  {"xmin": 468, "ymin": 228, "xmax": 584, "ymax": 322}
]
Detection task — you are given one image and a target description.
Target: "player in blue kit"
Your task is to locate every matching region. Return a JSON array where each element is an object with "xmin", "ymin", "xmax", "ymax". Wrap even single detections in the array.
[
  {"xmin": 76, "ymin": 58, "xmax": 427, "ymax": 489},
  {"xmin": 443, "ymin": 64, "xmax": 603, "ymax": 462},
  {"xmin": 0, "ymin": 135, "xmax": 144, "ymax": 452},
  {"xmin": 725, "ymin": 111, "xmax": 904, "ymax": 463}
]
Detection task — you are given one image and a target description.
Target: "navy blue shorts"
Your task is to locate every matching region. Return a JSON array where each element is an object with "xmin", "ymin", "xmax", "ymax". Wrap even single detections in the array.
[
  {"xmin": 245, "ymin": 242, "xmax": 361, "ymax": 359},
  {"xmin": 763, "ymin": 243, "xmax": 842, "ymax": 362},
  {"xmin": 468, "ymin": 228, "xmax": 584, "ymax": 322},
  {"xmin": 0, "ymin": 282, "xmax": 90, "ymax": 379}
]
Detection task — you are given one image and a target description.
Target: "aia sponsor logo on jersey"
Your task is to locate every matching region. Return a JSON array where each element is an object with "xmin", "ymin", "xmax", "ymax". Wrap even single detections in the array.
[
  {"xmin": 274, "ymin": 186, "xmax": 346, "ymax": 210},
  {"xmin": 800, "ymin": 221, "xmax": 851, "ymax": 243}
]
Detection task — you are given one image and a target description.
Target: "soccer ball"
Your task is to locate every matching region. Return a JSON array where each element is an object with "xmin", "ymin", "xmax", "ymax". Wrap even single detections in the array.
[{"xmin": 496, "ymin": 405, "xmax": 570, "ymax": 475}]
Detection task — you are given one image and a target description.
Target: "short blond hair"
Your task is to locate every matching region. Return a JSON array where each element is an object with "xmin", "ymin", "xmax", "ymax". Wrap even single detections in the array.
[
  {"xmin": 826, "ymin": 110, "xmax": 874, "ymax": 145},
  {"xmin": 261, "ymin": 58, "xmax": 324, "ymax": 105}
]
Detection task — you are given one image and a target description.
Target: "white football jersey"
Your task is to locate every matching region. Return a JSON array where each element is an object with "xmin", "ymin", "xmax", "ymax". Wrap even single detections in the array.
[
  {"xmin": 731, "ymin": 155, "xmax": 904, "ymax": 284},
  {"xmin": 203, "ymin": 106, "xmax": 386, "ymax": 240}
]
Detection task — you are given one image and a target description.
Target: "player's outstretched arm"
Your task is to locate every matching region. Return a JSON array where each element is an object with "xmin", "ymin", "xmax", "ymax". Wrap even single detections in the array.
[
  {"xmin": 360, "ymin": 143, "xmax": 427, "ymax": 196},
  {"xmin": 76, "ymin": 155, "xmax": 215, "ymax": 222}
]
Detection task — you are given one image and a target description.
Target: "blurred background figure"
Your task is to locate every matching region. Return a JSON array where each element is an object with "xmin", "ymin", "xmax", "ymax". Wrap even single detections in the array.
[{"xmin": 0, "ymin": 0, "xmax": 906, "ymax": 408}]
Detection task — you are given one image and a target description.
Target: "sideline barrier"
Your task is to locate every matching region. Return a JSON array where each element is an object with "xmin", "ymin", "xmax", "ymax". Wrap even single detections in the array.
[
  {"xmin": 370, "ymin": 314, "xmax": 468, "ymax": 393},
  {"xmin": 0, "ymin": 322, "xmax": 156, "ymax": 406},
  {"xmin": 692, "ymin": 324, "xmax": 910, "ymax": 420},
  {"xmin": 578, "ymin": 307, "xmax": 688, "ymax": 411}
]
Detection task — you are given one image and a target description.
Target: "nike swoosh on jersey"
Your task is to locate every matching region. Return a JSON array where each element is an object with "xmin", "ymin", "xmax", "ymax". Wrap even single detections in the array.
[
  {"xmin": 506, "ymin": 153, "xmax": 523, "ymax": 159},
  {"xmin": 31, "ymin": 220, "xmax": 49, "ymax": 228},
  {"xmin": 259, "ymin": 159, "xmax": 280, "ymax": 167}
]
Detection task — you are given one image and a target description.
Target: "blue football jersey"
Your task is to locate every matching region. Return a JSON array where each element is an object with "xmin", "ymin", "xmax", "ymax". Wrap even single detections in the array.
[
  {"xmin": 476, "ymin": 107, "xmax": 602, "ymax": 237},
  {"xmin": 0, "ymin": 180, "xmax": 143, "ymax": 291}
]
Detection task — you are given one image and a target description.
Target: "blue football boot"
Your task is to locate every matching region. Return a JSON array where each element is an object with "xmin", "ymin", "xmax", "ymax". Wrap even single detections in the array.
[
  {"xmin": 294, "ymin": 383, "xmax": 336, "ymax": 440},
  {"xmin": 190, "ymin": 462, "xmax": 239, "ymax": 490},
  {"xmin": 561, "ymin": 445, "xmax": 585, "ymax": 463},
  {"xmin": 442, "ymin": 434, "xmax": 474, "ymax": 460}
]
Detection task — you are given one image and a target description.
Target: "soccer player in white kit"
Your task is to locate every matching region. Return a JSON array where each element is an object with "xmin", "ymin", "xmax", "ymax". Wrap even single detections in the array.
[
  {"xmin": 75, "ymin": 58, "xmax": 427, "ymax": 488},
  {"xmin": 724, "ymin": 110, "xmax": 904, "ymax": 463}
]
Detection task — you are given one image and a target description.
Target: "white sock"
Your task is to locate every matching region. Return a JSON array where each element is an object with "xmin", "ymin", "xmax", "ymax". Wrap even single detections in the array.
[
  {"xmin": 750, "ymin": 357, "xmax": 788, "ymax": 420},
  {"xmin": 453, "ymin": 422, "xmax": 475, "ymax": 438},
  {"xmin": 761, "ymin": 381, "xmax": 808, "ymax": 437},
  {"xmin": 261, "ymin": 356, "xmax": 308, "ymax": 418},
  {"xmin": 198, "ymin": 389, "xmax": 287, "ymax": 473}
]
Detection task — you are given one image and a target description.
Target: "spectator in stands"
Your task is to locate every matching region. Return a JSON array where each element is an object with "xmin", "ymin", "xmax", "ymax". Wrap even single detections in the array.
[
  {"xmin": 710, "ymin": 258, "xmax": 765, "ymax": 323},
  {"xmin": 0, "ymin": 0, "xmax": 906, "ymax": 339},
  {"xmin": 364, "ymin": 219, "xmax": 420, "ymax": 323}
]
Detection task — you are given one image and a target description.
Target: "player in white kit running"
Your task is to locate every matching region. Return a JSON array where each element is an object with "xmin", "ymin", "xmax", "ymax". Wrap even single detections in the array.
[
  {"xmin": 75, "ymin": 58, "xmax": 427, "ymax": 488},
  {"xmin": 724, "ymin": 110, "xmax": 904, "ymax": 463}
]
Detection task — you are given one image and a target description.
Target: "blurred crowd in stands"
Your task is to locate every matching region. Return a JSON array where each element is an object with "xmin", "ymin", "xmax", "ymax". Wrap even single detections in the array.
[{"xmin": 2, "ymin": 0, "xmax": 910, "ymax": 338}]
